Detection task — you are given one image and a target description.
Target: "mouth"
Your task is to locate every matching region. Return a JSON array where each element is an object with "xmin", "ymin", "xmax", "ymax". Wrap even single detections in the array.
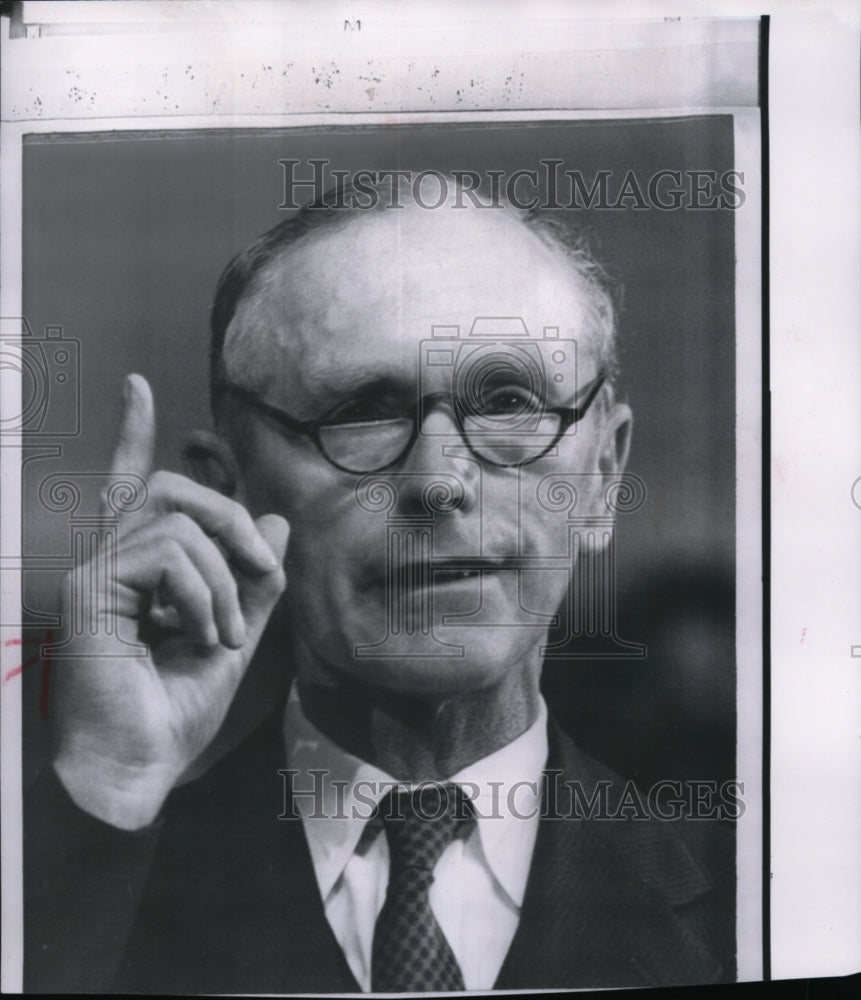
[
  {"xmin": 364, "ymin": 559, "xmax": 513, "ymax": 592},
  {"xmin": 382, "ymin": 559, "xmax": 510, "ymax": 590},
  {"xmin": 430, "ymin": 567, "xmax": 483, "ymax": 585}
]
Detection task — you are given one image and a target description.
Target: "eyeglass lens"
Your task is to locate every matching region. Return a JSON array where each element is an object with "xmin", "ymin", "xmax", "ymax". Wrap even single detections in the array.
[{"xmin": 317, "ymin": 404, "xmax": 565, "ymax": 473}]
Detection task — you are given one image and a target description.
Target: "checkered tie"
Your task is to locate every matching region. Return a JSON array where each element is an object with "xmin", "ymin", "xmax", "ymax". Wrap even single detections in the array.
[{"xmin": 371, "ymin": 783, "xmax": 473, "ymax": 992}]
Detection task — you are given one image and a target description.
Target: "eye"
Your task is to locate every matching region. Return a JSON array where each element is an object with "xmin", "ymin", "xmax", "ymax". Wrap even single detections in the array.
[{"xmin": 477, "ymin": 385, "xmax": 542, "ymax": 418}]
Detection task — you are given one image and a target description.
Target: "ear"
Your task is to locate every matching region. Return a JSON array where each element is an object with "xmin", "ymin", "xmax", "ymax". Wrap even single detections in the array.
[
  {"xmin": 182, "ymin": 429, "xmax": 245, "ymax": 500},
  {"xmin": 598, "ymin": 401, "xmax": 633, "ymax": 476}
]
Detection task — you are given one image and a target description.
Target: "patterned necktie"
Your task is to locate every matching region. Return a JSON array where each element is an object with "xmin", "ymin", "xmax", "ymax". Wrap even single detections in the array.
[{"xmin": 371, "ymin": 783, "xmax": 473, "ymax": 993}]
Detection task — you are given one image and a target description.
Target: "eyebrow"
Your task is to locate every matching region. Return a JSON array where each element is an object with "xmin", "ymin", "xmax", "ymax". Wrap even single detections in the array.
[{"xmin": 294, "ymin": 372, "xmax": 415, "ymax": 416}]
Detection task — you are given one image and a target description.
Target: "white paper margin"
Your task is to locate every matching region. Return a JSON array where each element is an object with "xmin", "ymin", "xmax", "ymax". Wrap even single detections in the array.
[{"xmin": 2, "ymin": 0, "xmax": 859, "ymax": 990}]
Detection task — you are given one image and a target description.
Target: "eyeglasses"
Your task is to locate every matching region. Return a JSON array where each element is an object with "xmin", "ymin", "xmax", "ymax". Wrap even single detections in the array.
[{"xmin": 220, "ymin": 371, "xmax": 607, "ymax": 475}]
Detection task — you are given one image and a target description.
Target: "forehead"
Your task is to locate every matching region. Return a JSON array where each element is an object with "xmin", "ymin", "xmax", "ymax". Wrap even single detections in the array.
[{"xmin": 232, "ymin": 207, "xmax": 592, "ymax": 406}]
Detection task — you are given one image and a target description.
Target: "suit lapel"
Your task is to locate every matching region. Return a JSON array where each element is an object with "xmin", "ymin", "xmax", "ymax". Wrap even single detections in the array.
[
  {"xmin": 125, "ymin": 709, "xmax": 725, "ymax": 992},
  {"xmin": 119, "ymin": 709, "xmax": 362, "ymax": 994},
  {"xmin": 212, "ymin": 709, "xmax": 363, "ymax": 993},
  {"xmin": 495, "ymin": 719, "xmax": 725, "ymax": 989}
]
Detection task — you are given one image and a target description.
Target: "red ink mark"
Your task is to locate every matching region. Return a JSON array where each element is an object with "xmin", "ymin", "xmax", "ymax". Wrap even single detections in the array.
[
  {"xmin": 3, "ymin": 630, "xmax": 54, "ymax": 718},
  {"xmin": 800, "ymin": 628, "xmax": 807, "ymax": 644},
  {"xmin": 3, "ymin": 651, "xmax": 40, "ymax": 683}
]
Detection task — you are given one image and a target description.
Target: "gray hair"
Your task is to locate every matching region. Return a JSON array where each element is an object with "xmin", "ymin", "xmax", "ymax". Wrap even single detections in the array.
[{"xmin": 211, "ymin": 175, "xmax": 621, "ymax": 411}]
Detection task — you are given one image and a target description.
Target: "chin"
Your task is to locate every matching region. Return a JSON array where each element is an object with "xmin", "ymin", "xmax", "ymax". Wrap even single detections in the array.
[
  {"xmin": 333, "ymin": 623, "xmax": 539, "ymax": 700},
  {"xmin": 306, "ymin": 579, "xmax": 549, "ymax": 697}
]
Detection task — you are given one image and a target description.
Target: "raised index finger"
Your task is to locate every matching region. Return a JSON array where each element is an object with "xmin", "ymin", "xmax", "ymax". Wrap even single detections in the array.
[{"xmin": 110, "ymin": 373, "xmax": 156, "ymax": 479}]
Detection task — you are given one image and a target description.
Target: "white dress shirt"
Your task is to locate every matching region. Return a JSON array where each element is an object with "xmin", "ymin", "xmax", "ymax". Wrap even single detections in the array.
[{"xmin": 283, "ymin": 690, "xmax": 548, "ymax": 992}]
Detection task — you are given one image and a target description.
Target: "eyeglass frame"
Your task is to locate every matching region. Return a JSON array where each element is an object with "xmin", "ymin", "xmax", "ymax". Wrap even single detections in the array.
[{"xmin": 218, "ymin": 370, "xmax": 608, "ymax": 475}]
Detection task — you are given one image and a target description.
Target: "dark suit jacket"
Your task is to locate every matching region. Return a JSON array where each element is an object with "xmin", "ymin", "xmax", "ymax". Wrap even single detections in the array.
[{"xmin": 24, "ymin": 712, "xmax": 735, "ymax": 993}]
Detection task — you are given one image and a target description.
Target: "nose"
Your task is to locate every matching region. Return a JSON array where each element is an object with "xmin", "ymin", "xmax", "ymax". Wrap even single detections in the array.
[
  {"xmin": 394, "ymin": 400, "xmax": 480, "ymax": 516},
  {"xmin": 406, "ymin": 397, "xmax": 465, "ymax": 467},
  {"xmin": 419, "ymin": 396, "xmax": 461, "ymax": 435}
]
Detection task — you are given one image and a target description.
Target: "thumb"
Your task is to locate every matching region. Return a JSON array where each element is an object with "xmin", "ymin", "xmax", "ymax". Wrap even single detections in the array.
[{"xmin": 238, "ymin": 514, "xmax": 290, "ymax": 639}]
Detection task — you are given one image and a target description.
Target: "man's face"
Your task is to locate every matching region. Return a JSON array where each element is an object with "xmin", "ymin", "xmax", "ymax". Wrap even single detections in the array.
[{"xmin": 226, "ymin": 207, "xmax": 631, "ymax": 698}]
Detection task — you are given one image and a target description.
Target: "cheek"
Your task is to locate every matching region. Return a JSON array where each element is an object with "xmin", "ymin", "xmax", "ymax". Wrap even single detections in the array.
[
  {"xmin": 518, "ymin": 497, "xmax": 572, "ymax": 562},
  {"xmin": 514, "ymin": 438, "xmax": 609, "ymax": 558},
  {"xmin": 238, "ymin": 436, "xmax": 388, "ymax": 600},
  {"xmin": 238, "ymin": 428, "xmax": 349, "ymax": 522}
]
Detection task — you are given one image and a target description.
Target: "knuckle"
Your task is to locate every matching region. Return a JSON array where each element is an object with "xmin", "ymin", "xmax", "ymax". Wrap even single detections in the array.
[
  {"xmin": 149, "ymin": 469, "xmax": 189, "ymax": 508},
  {"xmin": 161, "ymin": 537, "xmax": 186, "ymax": 564},
  {"xmin": 177, "ymin": 572, "xmax": 210, "ymax": 617},
  {"xmin": 165, "ymin": 510, "xmax": 195, "ymax": 535},
  {"xmin": 147, "ymin": 469, "xmax": 170, "ymax": 495}
]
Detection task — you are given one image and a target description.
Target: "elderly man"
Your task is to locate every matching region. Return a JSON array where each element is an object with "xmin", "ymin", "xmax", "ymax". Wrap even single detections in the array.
[{"xmin": 25, "ymin": 180, "xmax": 734, "ymax": 993}]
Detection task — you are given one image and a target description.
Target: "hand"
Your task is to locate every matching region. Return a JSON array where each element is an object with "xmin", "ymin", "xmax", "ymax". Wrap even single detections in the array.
[{"xmin": 53, "ymin": 374, "xmax": 289, "ymax": 830}]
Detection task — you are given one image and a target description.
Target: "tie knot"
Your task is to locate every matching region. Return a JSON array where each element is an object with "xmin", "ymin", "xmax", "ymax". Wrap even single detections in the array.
[{"xmin": 378, "ymin": 783, "xmax": 473, "ymax": 876}]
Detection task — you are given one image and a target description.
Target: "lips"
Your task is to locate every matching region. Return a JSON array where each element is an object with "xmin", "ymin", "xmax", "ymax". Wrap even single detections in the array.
[
  {"xmin": 384, "ymin": 558, "xmax": 510, "ymax": 590},
  {"xmin": 432, "ymin": 568, "xmax": 481, "ymax": 583},
  {"xmin": 361, "ymin": 556, "xmax": 518, "ymax": 592}
]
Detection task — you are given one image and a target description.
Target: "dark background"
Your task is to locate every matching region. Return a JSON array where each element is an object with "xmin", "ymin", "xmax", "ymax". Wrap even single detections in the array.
[{"xmin": 20, "ymin": 118, "xmax": 737, "ymax": 789}]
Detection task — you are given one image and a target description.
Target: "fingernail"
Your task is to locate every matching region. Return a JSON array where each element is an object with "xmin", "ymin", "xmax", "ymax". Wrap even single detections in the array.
[{"xmin": 205, "ymin": 623, "xmax": 219, "ymax": 647}]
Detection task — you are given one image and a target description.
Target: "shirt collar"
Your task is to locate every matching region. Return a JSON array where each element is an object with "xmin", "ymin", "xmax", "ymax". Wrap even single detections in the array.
[
  {"xmin": 449, "ymin": 697, "xmax": 547, "ymax": 906},
  {"xmin": 283, "ymin": 686, "xmax": 548, "ymax": 907}
]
